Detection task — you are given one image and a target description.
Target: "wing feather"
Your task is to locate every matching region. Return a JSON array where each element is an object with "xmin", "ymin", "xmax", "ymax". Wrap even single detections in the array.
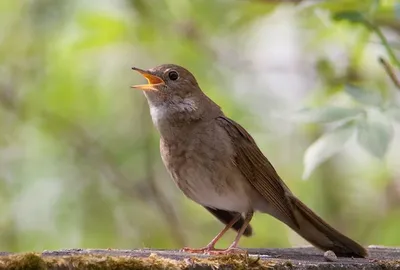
[{"xmin": 216, "ymin": 116, "xmax": 299, "ymax": 228}]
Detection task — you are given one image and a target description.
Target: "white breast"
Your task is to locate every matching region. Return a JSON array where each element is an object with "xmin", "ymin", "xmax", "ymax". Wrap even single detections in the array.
[
  {"xmin": 183, "ymin": 167, "xmax": 252, "ymax": 213},
  {"xmin": 149, "ymin": 104, "xmax": 167, "ymax": 127},
  {"xmin": 172, "ymin": 148, "xmax": 253, "ymax": 213},
  {"xmin": 149, "ymin": 98, "xmax": 198, "ymax": 134}
]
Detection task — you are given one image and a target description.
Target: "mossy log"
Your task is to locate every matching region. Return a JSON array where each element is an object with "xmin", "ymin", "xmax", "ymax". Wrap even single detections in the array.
[{"xmin": 0, "ymin": 246, "xmax": 399, "ymax": 269}]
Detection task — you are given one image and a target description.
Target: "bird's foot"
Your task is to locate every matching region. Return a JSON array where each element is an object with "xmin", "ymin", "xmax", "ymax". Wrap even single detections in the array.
[
  {"xmin": 180, "ymin": 246, "xmax": 224, "ymax": 254},
  {"xmin": 206, "ymin": 247, "xmax": 246, "ymax": 255}
]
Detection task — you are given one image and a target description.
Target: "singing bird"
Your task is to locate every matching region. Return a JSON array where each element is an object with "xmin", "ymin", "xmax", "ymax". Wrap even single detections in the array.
[{"xmin": 130, "ymin": 64, "xmax": 367, "ymax": 257}]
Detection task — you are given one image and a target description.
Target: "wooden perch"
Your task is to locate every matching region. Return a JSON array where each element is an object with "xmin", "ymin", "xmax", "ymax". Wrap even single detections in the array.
[{"xmin": 0, "ymin": 246, "xmax": 399, "ymax": 269}]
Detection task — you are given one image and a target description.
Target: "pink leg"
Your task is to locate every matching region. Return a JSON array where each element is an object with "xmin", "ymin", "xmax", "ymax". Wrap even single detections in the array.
[
  {"xmin": 180, "ymin": 214, "xmax": 242, "ymax": 254},
  {"xmin": 208, "ymin": 211, "xmax": 254, "ymax": 255}
]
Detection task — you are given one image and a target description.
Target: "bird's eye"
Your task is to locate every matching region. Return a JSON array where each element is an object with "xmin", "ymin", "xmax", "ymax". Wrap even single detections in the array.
[{"xmin": 168, "ymin": 70, "xmax": 179, "ymax": 81}]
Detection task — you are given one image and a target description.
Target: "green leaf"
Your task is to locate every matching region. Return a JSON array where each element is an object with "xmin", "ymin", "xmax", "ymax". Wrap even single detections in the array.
[
  {"xmin": 333, "ymin": 8, "xmax": 400, "ymax": 68},
  {"xmin": 357, "ymin": 110, "xmax": 394, "ymax": 158},
  {"xmin": 295, "ymin": 106, "xmax": 363, "ymax": 123},
  {"xmin": 333, "ymin": 10, "xmax": 365, "ymax": 24},
  {"xmin": 303, "ymin": 123, "xmax": 355, "ymax": 180},
  {"xmin": 306, "ymin": 1, "xmax": 371, "ymax": 14},
  {"xmin": 345, "ymin": 85, "xmax": 383, "ymax": 106}
]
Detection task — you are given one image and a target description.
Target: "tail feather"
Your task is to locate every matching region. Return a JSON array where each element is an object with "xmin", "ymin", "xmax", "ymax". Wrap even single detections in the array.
[{"xmin": 288, "ymin": 196, "xmax": 368, "ymax": 258}]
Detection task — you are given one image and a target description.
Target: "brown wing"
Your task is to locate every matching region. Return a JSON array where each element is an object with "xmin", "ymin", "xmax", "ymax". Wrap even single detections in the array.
[
  {"xmin": 204, "ymin": 206, "xmax": 253, "ymax": 236},
  {"xmin": 216, "ymin": 116, "xmax": 299, "ymax": 228}
]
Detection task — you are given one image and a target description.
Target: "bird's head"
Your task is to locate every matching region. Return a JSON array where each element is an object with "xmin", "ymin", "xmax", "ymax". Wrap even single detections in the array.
[
  {"xmin": 131, "ymin": 64, "xmax": 201, "ymax": 106},
  {"xmin": 131, "ymin": 64, "xmax": 221, "ymax": 131}
]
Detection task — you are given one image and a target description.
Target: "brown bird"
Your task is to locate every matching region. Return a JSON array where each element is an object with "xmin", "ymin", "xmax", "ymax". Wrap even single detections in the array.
[{"xmin": 131, "ymin": 64, "xmax": 367, "ymax": 258}]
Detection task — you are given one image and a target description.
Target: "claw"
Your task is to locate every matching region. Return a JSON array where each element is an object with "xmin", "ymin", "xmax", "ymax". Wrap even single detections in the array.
[{"xmin": 206, "ymin": 247, "xmax": 246, "ymax": 255}]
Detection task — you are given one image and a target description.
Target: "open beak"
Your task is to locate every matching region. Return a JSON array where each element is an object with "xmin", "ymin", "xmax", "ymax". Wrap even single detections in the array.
[{"xmin": 131, "ymin": 67, "xmax": 165, "ymax": 91}]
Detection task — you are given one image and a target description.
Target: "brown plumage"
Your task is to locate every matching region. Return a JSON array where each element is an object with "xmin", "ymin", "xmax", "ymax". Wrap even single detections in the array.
[{"xmin": 131, "ymin": 64, "xmax": 367, "ymax": 258}]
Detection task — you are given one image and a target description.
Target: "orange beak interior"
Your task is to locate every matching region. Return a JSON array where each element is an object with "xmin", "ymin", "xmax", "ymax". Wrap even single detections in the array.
[{"xmin": 131, "ymin": 67, "xmax": 165, "ymax": 91}]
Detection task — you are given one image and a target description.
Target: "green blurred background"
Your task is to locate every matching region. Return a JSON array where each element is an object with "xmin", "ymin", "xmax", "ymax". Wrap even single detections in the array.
[{"xmin": 1, "ymin": 0, "xmax": 399, "ymax": 252}]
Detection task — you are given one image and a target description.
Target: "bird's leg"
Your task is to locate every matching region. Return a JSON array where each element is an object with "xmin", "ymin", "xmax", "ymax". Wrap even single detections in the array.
[
  {"xmin": 208, "ymin": 210, "xmax": 254, "ymax": 255},
  {"xmin": 180, "ymin": 214, "xmax": 242, "ymax": 254}
]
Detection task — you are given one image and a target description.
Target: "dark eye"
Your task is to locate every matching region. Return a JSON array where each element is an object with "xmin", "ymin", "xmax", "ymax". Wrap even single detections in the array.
[{"xmin": 168, "ymin": 70, "xmax": 179, "ymax": 81}]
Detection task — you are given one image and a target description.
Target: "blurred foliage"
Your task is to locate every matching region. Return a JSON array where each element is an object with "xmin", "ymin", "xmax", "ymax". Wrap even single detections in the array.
[{"xmin": 0, "ymin": 0, "xmax": 399, "ymax": 252}]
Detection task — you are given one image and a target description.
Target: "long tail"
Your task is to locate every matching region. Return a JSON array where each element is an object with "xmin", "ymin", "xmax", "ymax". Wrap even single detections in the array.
[{"xmin": 287, "ymin": 196, "xmax": 368, "ymax": 258}]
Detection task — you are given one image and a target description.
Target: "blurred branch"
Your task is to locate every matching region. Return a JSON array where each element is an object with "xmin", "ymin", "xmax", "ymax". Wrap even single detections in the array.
[
  {"xmin": 376, "ymin": 18, "xmax": 400, "ymax": 34},
  {"xmin": 0, "ymin": 85, "xmax": 185, "ymax": 247},
  {"xmin": 370, "ymin": 24, "xmax": 400, "ymax": 68},
  {"xmin": 379, "ymin": 57, "xmax": 400, "ymax": 90},
  {"xmin": 334, "ymin": 11, "xmax": 400, "ymax": 68},
  {"xmin": 43, "ymin": 112, "xmax": 186, "ymax": 246},
  {"xmin": 27, "ymin": 111, "xmax": 137, "ymax": 195}
]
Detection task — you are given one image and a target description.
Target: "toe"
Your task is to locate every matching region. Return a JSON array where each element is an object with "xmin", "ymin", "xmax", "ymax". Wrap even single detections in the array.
[
  {"xmin": 206, "ymin": 247, "xmax": 246, "ymax": 255},
  {"xmin": 180, "ymin": 247, "xmax": 222, "ymax": 254}
]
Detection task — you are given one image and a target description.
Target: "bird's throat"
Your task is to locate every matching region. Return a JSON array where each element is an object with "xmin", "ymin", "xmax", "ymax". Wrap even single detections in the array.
[{"xmin": 148, "ymin": 99, "xmax": 202, "ymax": 139}]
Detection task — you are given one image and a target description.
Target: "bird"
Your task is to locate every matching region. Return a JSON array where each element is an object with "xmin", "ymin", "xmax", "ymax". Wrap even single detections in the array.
[{"xmin": 130, "ymin": 64, "xmax": 367, "ymax": 258}]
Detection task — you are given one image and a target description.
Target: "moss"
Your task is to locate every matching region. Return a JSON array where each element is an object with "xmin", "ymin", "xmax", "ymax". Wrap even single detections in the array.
[
  {"xmin": 377, "ymin": 260, "xmax": 400, "ymax": 269},
  {"xmin": 0, "ymin": 252, "xmax": 319, "ymax": 270},
  {"xmin": 0, "ymin": 253, "xmax": 47, "ymax": 270},
  {"xmin": 0, "ymin": 253, "xmax": 183, "ymax": 270}
]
